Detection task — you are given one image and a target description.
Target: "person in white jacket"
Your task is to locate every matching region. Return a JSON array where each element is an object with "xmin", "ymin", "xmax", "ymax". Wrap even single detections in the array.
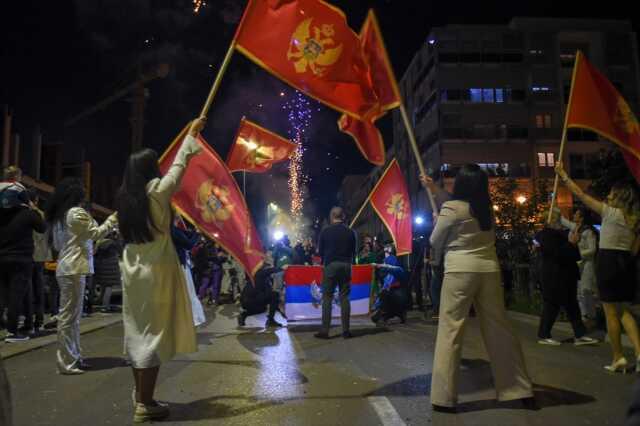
[
  {"xmin": 45, "ymin": 178, "xmax": 117, "ymax": 375},
  {"xmin": 561, "ymin": 208, "xmax": 598, "ymax": 322}
]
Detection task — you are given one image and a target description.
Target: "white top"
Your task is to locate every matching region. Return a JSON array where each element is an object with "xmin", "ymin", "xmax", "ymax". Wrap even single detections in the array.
[
  {"xmin": 429, "ymin": 200, "xmax": 499, "ymax": 273},
  {"xmin": 600, "ymin": 205, "xmax": 635, "ymax": 251}
]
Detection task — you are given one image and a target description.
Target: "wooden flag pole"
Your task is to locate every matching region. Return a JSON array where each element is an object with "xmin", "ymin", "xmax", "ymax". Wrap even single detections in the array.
[
  {"xmin": 548, "ymin": 50, "xmax": 581, "ymax": 223},
  {"xmin": 199, "ymin": 41, "xmax": 236, "ymax": 118},
  {"xmin": 349, "ymin": 192, "xmax": 373, "ymax": 229},
  {"xmin": 399, "ymin": 103, "xmax": 438, "ymax": 216}
]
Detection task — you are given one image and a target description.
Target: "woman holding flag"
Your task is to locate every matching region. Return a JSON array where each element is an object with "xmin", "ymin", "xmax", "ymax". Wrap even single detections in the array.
[
  {"xmin": 116, "ymin": 117, "xmax": 205, "ymax": 423},
  {"xmin": 555, "ymin": 163, "xmax": 640, "ymax": 373},
  {"xmin": 421, "ymin": 165, "xmax": 533, "ymax": 411}
]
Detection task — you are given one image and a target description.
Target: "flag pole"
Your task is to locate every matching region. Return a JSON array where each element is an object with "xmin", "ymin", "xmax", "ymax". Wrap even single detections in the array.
[
  {"xmin": 548, "ymin": 50, "xmax": 581, "ymax": 223},
  {"xmin": 199, "ymin": 41, "xmax": 236, "ymax": 118},
  {"xmin": 349, "ymin": 193, "xmax": 372, "ymax": 228},
  {"xmin": 399, "ymin": 103, "xmax": 438, "ymax": 216}
]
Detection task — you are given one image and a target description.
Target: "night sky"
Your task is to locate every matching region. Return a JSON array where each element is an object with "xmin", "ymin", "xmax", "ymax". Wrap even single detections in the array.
[{"xmin": 0, "ymin": 0, "xmax": 635, "ymax": 223}]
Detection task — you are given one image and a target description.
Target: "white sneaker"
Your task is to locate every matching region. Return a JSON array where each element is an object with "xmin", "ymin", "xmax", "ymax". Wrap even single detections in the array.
[
  {"xmin": 537, "ymin": 338, "xmax": 562, "ymax": 346},
  {"xmin": 574, "ymin": 336, "xmax": 599, "ymax": 346}
]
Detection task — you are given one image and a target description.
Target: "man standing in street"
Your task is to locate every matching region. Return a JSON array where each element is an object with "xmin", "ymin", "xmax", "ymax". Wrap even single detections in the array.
[{"xmin": 315, "ymin": 207, "xmax": 357, "ymax": 339}]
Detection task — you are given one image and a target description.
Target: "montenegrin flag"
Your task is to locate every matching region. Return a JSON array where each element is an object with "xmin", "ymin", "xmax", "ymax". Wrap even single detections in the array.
[
  {"xmin": 226, "ymin": 117, "xmax": 297, "ymax": 173},
  {"xmin": 159, "ymin": 125, "xmax": 264, "ymax": 278},
  {"xmin": 368, "ymin": 159, "xmax": 412, "ymax": 255},
  {"xmin": 566, "ymin": 50, "xmax": 640, "ymax": 183},
  {"xmin": 338, "ymin": 10, "xmax": 402, "ymax": 166},
  {"xmin": 234, "ymin": 0, "xmax": 379, "ymax": 120},
  {"xmin": 284, "ymin": 264, "xmax": 373, "ymax": 320}
]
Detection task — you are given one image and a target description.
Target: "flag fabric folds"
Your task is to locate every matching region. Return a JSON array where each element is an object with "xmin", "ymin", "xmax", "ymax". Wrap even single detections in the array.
[
  {"xmin": 566, "ymin": 50, "xmax": 640, "ymax": 182},
  {"xmin": 226, "ymin": 117, "xmax": 297, "ymax": 173},
  {"xmin": 159, "ymin": 126, "xmax": 264, "ymax": 278},
  {"xmin": 338, "ymin": 10, "xmax": 401, "ymax": 166},
  {"xmin": 284, "ymin": 264, "xmax": 373, "ymax": 320},
  {"xmin": 234, "ymin": 0, "xmax": 379, "ymax": 120},
  {"xmin": 368, "ymin": 159, "xmax": 413, "ymax": 255}
]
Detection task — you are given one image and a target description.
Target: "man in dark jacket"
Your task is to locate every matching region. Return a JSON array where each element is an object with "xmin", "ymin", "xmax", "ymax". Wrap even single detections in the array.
[
  {"xmin": 315, "ymin": 206, "xmax": 357, "ymax": 339},
  {"xmin": 0, "ymin": 184, "xmax": 46, "ymax": 342},
  {"xmin": 237, "ymin": 254, "xmax": 283, "ymax": 328},
  {"xmin": 535, "ymin": 209, "xmax": 598, "ymax": 346}
]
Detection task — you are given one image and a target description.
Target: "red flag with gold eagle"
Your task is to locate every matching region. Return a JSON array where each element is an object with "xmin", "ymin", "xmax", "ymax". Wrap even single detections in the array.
[
  {"xmin": 234, "ymin": 0, "xmax": 379, "ymax": 120},
  {"xmin": 338, "ymin": 10, "xmax": 402, "ymax": 166},
  {"xmin": 566, "ymin": 51, "xmax": 640, "ymax": 182},
  {"xmin": 368, "ymin": 159, "xmax": 412, "ymax": 255},
  {"xmin": 227, "ymin": 117, "xmax": 297, "ymax": 173},
  {"xmin": 159, "ymin": 126, "xmax": 264, "ymax": 278}
]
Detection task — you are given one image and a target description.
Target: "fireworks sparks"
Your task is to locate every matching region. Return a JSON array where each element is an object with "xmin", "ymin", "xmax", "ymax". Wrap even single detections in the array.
[
  {"xmin": 282, "ymin": 91, "xmax": 312, "ymax": 238},
  {"xmin": 193, "ymin": 0, "xmax": 206, "ymax": 13}
]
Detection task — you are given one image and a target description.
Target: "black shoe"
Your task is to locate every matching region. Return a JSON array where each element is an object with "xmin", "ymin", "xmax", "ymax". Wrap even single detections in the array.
[
  {"xmin": 519, "ymin": 397, "xmax": 538, "ymax": 410},
  {"xmin": 400, "ymin": 312, "xmax": 407, "ymax": 324},
  {"xmin": 79, "ymin": 359, "xmax": 91, "ymax": 370},
  {"xmin": 342, "ymin": 331, "xmax": 353, "ymax": 339},
  {"xmin": 237, "ymin": 313, "xmax": 247, "ymax": 327},
  {"xmin": 432, "ymin": 404, "xmax": 457, "ymax": 413},
  {"xmin": 18, "ymin": 326, "xmax": 34, "ymax": 335},
  {"xmin": 314, "ymin": 332, "xmax": 330, "ymax": 339},
  {"xmin": 5, "ymin": 333, "xmax": 30, "ymax": 343},
  {"xmin": 266, "ymin": 319, "xmax": 283, "ymax": 328}
]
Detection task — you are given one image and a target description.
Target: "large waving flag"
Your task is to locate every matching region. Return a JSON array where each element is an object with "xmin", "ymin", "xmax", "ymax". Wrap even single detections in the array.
[
  {"xmin": 566, "ymin": 51, "xmax": 640, "ymax": 182},
  {"xmin": 159, "ymin": 126, "xmax": 264, "ymax": 278},
  {"xmin": 227, "ymin": 117, "xmax": 297, "ymax": 173},
  {"xmin": 234, "ymin": 0, "xmax": 379, "ymax": 120},
  {"xmin": 284, "ymin": 264, "xmax": 373, "ymax": 320},
  {"xmin": 369, "ymin": 159, "xmax": 412, "ymax": 255},
  {"xmin": 338, "ymin": 10, "xmax": 401, "ymax": 166}
]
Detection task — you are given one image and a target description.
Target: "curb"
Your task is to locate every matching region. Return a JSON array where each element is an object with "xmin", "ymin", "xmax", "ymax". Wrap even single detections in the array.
[{"xmin": 0, "ymin": 314, "xmax": 122, "ymax": 360}]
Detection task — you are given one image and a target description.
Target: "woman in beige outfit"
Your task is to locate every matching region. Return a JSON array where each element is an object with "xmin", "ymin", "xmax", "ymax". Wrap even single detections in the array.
[
  {"xmin": 421, "ymin": 164, "xmax": 533, "ymax": 411},
  {"xmin": 117, "ymin": 118, "xmax": 205, "ymax": 423}
]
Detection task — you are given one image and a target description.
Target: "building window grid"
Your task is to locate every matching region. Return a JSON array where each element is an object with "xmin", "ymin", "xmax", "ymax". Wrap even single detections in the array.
[{"xmin": 537, "ymin": 152, "xmax": 555, "ymax": 167}]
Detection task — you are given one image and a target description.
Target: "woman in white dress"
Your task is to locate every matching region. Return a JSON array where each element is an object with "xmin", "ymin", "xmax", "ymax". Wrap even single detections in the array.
[{"xmin": 116, "ymin": 117, "xmax": 205, "ymax": 423}]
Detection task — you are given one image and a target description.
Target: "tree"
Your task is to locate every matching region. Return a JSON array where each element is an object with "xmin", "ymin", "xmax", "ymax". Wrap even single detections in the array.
[{"xmin": 491, "ymin": 177, "xmax": 550, "ymax": 296}]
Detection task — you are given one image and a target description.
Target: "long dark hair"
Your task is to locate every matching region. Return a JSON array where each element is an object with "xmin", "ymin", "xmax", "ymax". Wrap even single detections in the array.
[
  {"xmin": 117, "ymin": 148, "xmax": 161, "ymax": 244},
  {"xmin": 452, "ymin": 164, "xmax": 492, "ymax": 231},
  {"xmin": 45, "ymin": 177, "xmax": 86, "ymax": 227}
]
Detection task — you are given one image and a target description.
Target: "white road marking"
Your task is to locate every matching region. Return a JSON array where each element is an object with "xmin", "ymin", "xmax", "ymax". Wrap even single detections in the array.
[{"xmin": 368, "ymin": 396, "xmax": 407, "ymax": 426}]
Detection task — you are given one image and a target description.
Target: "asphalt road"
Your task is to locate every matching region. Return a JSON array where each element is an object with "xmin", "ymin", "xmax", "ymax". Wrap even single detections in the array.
[{"xmin": 3, "ymin": 305, "xmax": 638, "ymax": 426}]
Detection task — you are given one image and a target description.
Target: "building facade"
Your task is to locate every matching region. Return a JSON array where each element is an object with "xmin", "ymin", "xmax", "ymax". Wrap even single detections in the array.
[{"xmin": 385, "ymin": 17, "xmax": 640, "ymax": 217}]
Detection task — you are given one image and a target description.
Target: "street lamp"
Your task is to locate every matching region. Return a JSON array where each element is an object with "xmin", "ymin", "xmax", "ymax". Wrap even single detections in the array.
[
  {"xmin": 273, "ymin": 230, "xmax": 284, "ymax": 241},
  {"xmin": 414, "ymin": 215, "xmax": 425, "ymax": 225},
  {"xmin": 516, "ymin": 195, "xmax": 527, "ymax": 205}
]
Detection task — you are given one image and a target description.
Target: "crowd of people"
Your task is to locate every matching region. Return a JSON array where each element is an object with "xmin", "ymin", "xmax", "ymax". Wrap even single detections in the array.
[{"xmin": 1, "ymin": 114, "xmax": 639, "ymax": 422}]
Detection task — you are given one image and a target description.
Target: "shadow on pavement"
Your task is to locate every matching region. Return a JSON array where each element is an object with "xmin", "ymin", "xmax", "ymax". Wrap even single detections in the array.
[
  {"xmin": 366, "ymin": 374, "xmax": 431, "ymax": 397},
  {"xmin": 237, "ymin": 332, "xmax": 280, "ymax": 354},
  {"xmin": 166, "ymin": 396, "xmax": 283, "ymax": 421},
  {"xmin": 84, "ymin": 356, "xmax": 128, "ymax": 371}
]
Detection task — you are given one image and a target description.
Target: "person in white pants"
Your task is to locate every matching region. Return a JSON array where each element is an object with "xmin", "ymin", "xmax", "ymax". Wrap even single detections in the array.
[{"xmin": 46, "ymin": 178, "xmax": 117, "ymax": 375}]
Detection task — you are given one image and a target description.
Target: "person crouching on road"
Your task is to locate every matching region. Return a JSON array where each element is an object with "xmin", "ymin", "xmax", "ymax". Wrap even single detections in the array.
[
  {"xmin": 371, "ymin": 246, "xmax": 409, "ymax": 325},
  {"xmin": 46, "ymin": 178, "xmax": 117, "ymax": 375},
  {"xmin": 237, "ymin": 252, "xmax": 284, "ymax": 328}
]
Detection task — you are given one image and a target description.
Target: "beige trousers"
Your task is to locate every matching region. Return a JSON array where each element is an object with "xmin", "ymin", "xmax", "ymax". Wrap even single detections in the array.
[
  {"xmin": 56, "ymin": 275, "xmax": 86, "ymax": 373},
  {"xmin": 430, "ymin": 271, "xmax": 533, "ymax": 407}
]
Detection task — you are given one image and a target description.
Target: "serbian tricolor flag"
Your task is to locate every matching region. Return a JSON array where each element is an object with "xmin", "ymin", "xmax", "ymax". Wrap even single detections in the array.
[
  {"xmin": 284, "ymin": 264, "xmax": 373, "ymax": 320},
  {"xmin": 234, "ymin": 0, "xmax": 379, "ymax": 120},
  {"xmin": 338, "ymin": 10, "xmax": 401, "ymax": 166},
  {"xmin": 226, "ymin": 117, "xmax": 297, "ymax": 173},
  {"xmin": 368, "ymin": 159, "xmax": 412, "ymax": 255},
  {"xmin": 566, "ymin": 50, "xmax": 640, "ymax": 183},
  {"xmin": 159, "ymin": 125, "xmax": 265, "ymax": 278}
]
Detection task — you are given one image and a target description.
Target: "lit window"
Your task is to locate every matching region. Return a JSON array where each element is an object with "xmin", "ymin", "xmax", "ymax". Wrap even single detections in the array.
[
  {"xmin": 532, "ymin": 86, "xmax": 550, "ymax": 92},
  {"xmin": 535, "ymin": 114, "xmax": 552, "ymax": 128},
  {"xmin": 544, "ymin": 114, "xmax": 552, "ymax": 128},
  {"xmin": 469, "ymin": 88, "xmax": 482, "ymax": 103},
  {"xmin": 535, "ymin": 115, "xmax": 544, "ymax": 128},
  {"xmin": 482, "ymin": 88, "xmax": 494, "ymax": 103},
  {"xmin": 546, "ymin": 153, "xmax": 555, "ymax": 166},
  {"xmin": 538, "ymin": 153, "xmax": 547, "ymax": 167},
  {"xmin": 495, "ymin": 89, "xmax": 504, "ymax": 103}
]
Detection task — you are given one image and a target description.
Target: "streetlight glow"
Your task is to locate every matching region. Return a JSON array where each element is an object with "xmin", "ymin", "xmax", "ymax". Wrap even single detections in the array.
[
  {"xmin": 414, "ymin": 215, "xmax": 425, "ymax": 225},
  {"xmin": 273, "ymin": 230, "xmax": 284, "ymax": 241},
  {"xmin": 516, "ymin": 195, "xmax": 527, "ymax": 205}
]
